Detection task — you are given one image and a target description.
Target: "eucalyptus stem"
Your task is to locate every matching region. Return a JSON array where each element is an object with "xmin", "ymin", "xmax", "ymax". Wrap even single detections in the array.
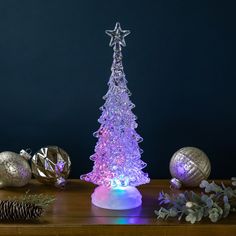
[{"xmin": 155, "ymin": 178, "xmax": 236, "ymax": 223}]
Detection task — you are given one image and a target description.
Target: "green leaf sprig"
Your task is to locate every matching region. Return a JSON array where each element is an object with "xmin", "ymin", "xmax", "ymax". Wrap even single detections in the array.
[{"xmin": 155, "ymin": 178, "xmax": 236, "ymax": 224}]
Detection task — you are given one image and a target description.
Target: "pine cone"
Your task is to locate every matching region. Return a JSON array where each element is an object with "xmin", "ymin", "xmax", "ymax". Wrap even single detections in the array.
[{"xmin": 0, "ymin": 200, "xmax": 43, "ymax": 221}]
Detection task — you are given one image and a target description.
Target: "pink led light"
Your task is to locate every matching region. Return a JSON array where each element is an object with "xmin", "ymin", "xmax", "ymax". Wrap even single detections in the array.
[{"xmin": 81, "ymin": 23, "xmax": 150, "ymax": 190}]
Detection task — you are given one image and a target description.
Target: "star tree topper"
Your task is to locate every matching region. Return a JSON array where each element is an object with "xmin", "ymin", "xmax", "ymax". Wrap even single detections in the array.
[
  {"xmin": 105, "ymin": 22, "xmax": 130, "ymax": 47},
  {"xmin": 80, "ymin": 22, "xmax": 150, "ymax": 210}
]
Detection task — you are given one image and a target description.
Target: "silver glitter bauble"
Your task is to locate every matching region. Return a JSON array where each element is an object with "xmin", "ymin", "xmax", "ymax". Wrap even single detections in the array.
[
  {"xmin": 169, "ymin": 147, "xmax": 211, "ymax": 189},
  {"xmin": 0, "ymin": 150, "xmax": 32, "ymax": 188},
  {"xmin": 31, "ymin": 146, "xmax": 71, "ymax": 188}
]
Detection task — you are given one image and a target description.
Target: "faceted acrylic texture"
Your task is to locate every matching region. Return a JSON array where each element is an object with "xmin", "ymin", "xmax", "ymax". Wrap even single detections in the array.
[
  {"xmin": 32, "ymin": 146, "xmax": 71, "ymax": 188},
  {"xmin": 81, "ymin": 23, "xmax": 150, "ymax": 188}
]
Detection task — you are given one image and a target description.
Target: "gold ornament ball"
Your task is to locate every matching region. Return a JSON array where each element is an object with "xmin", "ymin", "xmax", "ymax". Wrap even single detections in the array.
[
  {"xmin": 31, "ymin": 146, "xmax": 71, "ymax": 188},
  {"xmin": 169, "ymin": 147, "xmax": 211, "ymax": 189},
  {"xmin": 0, "ymin": 151, "xmax": 32, "ymax": 188}
]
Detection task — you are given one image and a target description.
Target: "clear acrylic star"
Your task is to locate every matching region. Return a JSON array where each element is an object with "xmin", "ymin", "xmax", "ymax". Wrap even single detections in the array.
[{"xmin": 105, "ymin": 22, "xmax": 130, "ymax": 47}]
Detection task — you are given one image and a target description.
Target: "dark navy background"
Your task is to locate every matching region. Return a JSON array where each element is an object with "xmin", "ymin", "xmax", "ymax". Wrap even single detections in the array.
[{"xmin": 0, "ymin": 0, "xmax": 235, "ymax": 179}]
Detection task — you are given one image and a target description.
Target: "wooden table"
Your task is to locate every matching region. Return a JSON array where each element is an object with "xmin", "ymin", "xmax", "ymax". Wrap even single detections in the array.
[{"xmin": 0, "ymin": 179, "xmax": 235, "ymax": 236}]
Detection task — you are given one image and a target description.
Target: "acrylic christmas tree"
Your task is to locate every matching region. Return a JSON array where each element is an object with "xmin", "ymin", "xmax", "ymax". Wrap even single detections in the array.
[{"xmin": 81, "ymin": 22, "xmax": 150, "ymax": 210}]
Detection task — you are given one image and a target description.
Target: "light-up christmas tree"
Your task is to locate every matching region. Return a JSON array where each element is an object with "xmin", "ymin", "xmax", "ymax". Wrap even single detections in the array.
[{"xmin": 81, "ymin": 23, "xmax": 150, "ymax": 210}]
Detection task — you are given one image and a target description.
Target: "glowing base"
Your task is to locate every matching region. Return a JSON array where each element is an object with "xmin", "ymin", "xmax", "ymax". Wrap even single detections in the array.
[{"xmin": 91, "ymin": 185, "xmax": 142, "ymax": 210}]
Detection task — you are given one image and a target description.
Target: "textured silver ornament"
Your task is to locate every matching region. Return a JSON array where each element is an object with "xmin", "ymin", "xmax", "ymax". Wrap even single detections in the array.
[
  {"xmin": 0, "ymin": 150, "xmax": 32, "ymax": 188},
  {"xmin": 31, "ymin": 146, "xmax": 71, "ymax": 188},
  {"xmin": 169, "ymin": 147, "xmax": 211, "ymax": 189}
]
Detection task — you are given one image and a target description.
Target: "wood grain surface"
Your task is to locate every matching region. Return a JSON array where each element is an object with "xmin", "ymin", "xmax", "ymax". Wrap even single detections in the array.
[{"xmin": 0, "ymin": 179, "xmax": 235, "ymax": 236}]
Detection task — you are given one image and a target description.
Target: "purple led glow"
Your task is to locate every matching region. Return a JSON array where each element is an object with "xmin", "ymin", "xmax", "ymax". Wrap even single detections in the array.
[
  {"xmin": 55, "ymin": 160, "xmax": 65, "ymax": 173},
  {"xmin": 81, "ymin": 23, "xmax": 149, "ymax": 188}
]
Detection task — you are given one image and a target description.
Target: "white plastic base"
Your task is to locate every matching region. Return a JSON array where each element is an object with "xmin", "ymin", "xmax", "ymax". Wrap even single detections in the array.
[{"xmin": 91, "ymin": 185, "xmax": 142, "ymax": 210}]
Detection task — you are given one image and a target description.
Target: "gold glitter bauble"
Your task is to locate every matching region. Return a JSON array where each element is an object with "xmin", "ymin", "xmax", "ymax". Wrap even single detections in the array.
[
  {"xmin": 169, "ymin": 147, "xmax": 211, "ymax": 189},
  {"xmin": 31, "ymin": 146, "xmax": 71, "ymax": 188},
  {"xmin": 0, "ymin": 151, "xmax": 32, "ymax": 188}
]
